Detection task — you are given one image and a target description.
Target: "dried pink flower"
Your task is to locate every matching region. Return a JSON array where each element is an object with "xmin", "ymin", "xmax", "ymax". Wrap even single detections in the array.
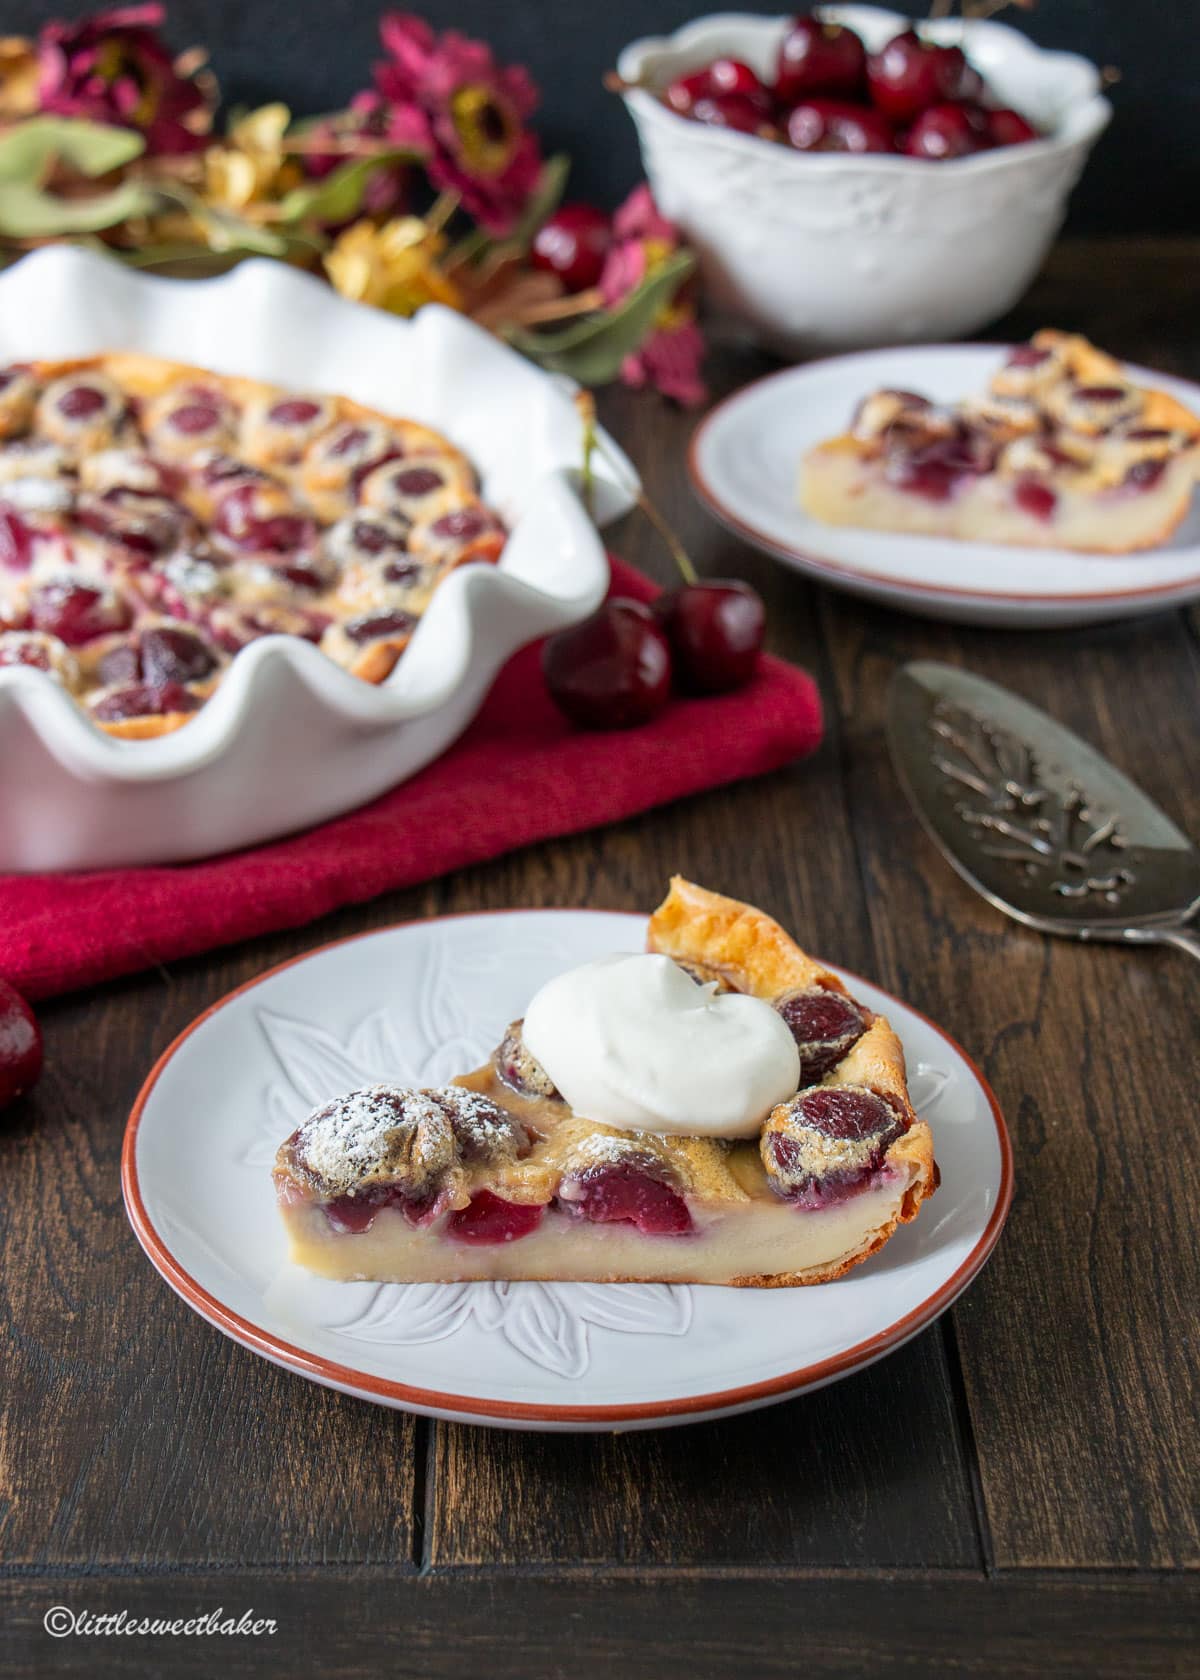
[
  {"xmin": 370, "ymin": 10, "xmax": 542, "ymax": 235},
  {"xmin": 36, "ymin": 3, "xmax": 213, "ymax": 156}
]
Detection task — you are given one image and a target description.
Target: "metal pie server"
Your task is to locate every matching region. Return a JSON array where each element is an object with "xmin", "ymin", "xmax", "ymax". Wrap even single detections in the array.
[{"xmin": 887, "ymin": 662, "xmax": 1200, "ymax": 963}]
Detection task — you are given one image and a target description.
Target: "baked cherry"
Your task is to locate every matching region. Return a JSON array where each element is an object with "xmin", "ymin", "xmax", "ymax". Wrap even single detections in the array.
[
  {"xmin": 775, "ymin": 15, "xmax": 867, "ymax": 102},
  {"xmin": 691, "ymin": 93, "xmax": 769, "ymax": 135},
  {"xmin": 57, "ymin": 383, "xmax": 107, "ymax": 420},
  {"xmin": 762, "ymin": 1085, "xmax": 906, "ymax": 1207},
  {"xmin": 268, "ymin": 398, "xmax": 323, "ymax": 426},
  {"xmin": 29, "ymin": 579, "xmax": 132, "ymax": 646},
  {"xmin": 343, "ymin": 609, "xmax": 416, "ymax": 646},
  {"xmin": 776, "ymin": 987, "xmax": 867, "ymax": 1083},
  {"xmin": 786, "ymin": 97, "xmax": 894, "ymax": 154},
  {"xmin": 447, "ymin": 1190, "xmax": 544, "ymax": 1244},
  {"xmin": 532, "ymin": 204, "xmax": 612, "ymax": 292},
  {"xmin": 214, "ymin": 485, "xmax": 314, "ymax": 554},
  {"xmin": 1014, "ymin": 479, "xmax": 1057, "ymax": 521},
  {"xmin": 905, "ymin": 103, "xmax": 986, "ymax": 160},
  {"xmin": 653, "ymin": 579, "xmax": 765, "ymax": 694},
  {"xmin": 91, "ymin": 680, "xmax": 200, "ymax": 722},
  {"xmin": 169, "ymin": 400, "xmax": 224, "ymax": 436},
  {"xmin": 0, "ymin": 506, "xmax": 33, "ymax": 571},
  {"xmin": 542, "ymin": 597, "xmax": 671, "ymax": 729},
  {"xmin": 0, "ymin": 977, "xmax": 42, "ymax": 1111},
  {"xmin": 559, "ymin": 1162, "xmax": 692, "ymax": 1235},
  {"xmin": 866, "ymin": 30, "xmax": 961, "ymax": 123},
  {"xmin": 988, "ymin": 107, "xmax": 1039, "ymax": 147},
  {"xmin": 1124, "ymin": 459, "xmax": 1167, "ymax": 492}
]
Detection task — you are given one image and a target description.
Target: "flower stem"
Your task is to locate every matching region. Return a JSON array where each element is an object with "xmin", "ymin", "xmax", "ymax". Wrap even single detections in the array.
[{"xmin": 574, "ymin": 392, "xmax": 699, "ymax": 585}]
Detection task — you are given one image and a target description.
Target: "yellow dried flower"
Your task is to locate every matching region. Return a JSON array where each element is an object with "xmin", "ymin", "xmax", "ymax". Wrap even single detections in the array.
[
  {"xmin": 324, "ymin": 216, "xmax": 462, "ymax": 316},
  {"xmin": 0, "ymin": 36, "xmax": 39, "ymax": 118},
  {"xmin": 203, "ymin": 103, "xmax": 301, "ymax": 216}
]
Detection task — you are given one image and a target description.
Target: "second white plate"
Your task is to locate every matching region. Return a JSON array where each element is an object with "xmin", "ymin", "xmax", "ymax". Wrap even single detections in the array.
[
  {"xmin": 123, "ymin": 909, "xmax": 1011, "ymax": 1431},
  {"xmin": 689, "ymin": 344, "xmax": 1200, "ymax": 628}
]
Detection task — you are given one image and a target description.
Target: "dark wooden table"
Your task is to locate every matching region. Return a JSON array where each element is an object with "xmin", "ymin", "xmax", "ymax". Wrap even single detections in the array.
[{"xmin": 3, "ymin": 239, "xmax": 1198, "ymax": 1678}]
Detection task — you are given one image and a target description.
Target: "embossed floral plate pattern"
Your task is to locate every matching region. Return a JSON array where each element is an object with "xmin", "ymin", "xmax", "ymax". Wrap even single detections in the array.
[
  {"xmin": 689, "ymin": 344, "xmax": 1200, "ymax": 629},
  {"xmin": 122, "ymin": 910, "xmax": 1012, "ymax": 1431}
]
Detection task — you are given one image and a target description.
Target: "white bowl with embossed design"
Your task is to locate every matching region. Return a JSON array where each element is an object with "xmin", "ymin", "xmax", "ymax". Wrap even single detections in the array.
[
  {"xmin": 122, "ymin": 908, "xmax": 1012, "ymax": 1431},
  {"xmin": 617, "ymin": 7, "xmax": 1111, "ymax": 354}
]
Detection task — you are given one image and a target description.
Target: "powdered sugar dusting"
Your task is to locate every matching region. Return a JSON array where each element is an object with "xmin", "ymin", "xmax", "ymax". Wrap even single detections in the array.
[
  {"xmin": 437, "ymin": 1085, "xmax": 527, "ymax": 1162},
  {"xmin": 293, "ymin": 1084, "xmax": 450, "ymax": 1197},
  {"xmin": 288, "ymin": 1082, "xmax": 526, "ymax": 1197}
]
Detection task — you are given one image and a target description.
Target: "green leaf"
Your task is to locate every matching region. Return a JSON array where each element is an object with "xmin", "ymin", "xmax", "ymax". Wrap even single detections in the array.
[
  {"xmin": 152, "ymin": 181, "xmax": 292, "ymax": 257},
  {"xmin": 505, "ymin": 248, "xmax": 695, "ymax": 386},
  {"xmin": 509, "ymin": 152, "xmax": 571, "ymax": 248},
  {"xmin": 275, "ymin": 149, "xmax": 415, "ymax": 225},
  {"xmin": 0, "ymin": 117, "xmax": 146, "ymax": 182},
  {"xmin": 0, "ymin": 178, "xmax": 159, "ymax": 238},
  {"xmin": 0, "ymin": 116, "xmax": 154, "ymax": 238}
]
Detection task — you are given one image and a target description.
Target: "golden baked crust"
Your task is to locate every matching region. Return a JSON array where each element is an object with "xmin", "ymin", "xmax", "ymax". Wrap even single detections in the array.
[
  {"xmin": 0, "ymin": 351, "xmax": 505, "ymax": 739},
  {"xmin": 647, "ymin": 877, "xmax": 936, "ymax": 1283}
]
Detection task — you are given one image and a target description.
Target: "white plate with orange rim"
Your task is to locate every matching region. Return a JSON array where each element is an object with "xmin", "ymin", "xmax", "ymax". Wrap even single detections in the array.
[
  {"xmin": 689, "ymin": 343, "xmax": 1200, "ymax": 629},
  {"xmin": 121, "ymin": 907, "xmax": 1012, "ymax": 1431}
]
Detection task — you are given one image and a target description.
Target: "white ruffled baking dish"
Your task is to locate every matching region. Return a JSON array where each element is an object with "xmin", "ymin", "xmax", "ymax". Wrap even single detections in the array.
[{"xmin": 0, "ymin": 247, "xmax": 632, "ymax": 872}]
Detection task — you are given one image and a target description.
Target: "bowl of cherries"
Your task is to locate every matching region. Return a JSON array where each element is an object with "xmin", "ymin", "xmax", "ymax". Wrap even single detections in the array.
[{"xmin": 615, "ymin": 6, "xmax": 1111, "ymax": 354}]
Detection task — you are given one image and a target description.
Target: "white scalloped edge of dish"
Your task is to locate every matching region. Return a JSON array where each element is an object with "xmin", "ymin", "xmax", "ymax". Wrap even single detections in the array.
[{"xmin": 0, "ymin": 247, "xmax": 633, "ymax": 871}]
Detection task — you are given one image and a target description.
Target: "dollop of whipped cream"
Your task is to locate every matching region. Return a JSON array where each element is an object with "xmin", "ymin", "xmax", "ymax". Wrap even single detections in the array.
[{"xmin": 521, "ymin": 953, "xmax": 800, "ymax": 1138}]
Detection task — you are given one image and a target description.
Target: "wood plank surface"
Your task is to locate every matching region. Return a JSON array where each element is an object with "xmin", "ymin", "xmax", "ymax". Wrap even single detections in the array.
[
  {"xmin": 2, "ymin": 1573, "xmax": 1197, "ymax": 1679},
  {"xmin": 2, "ymin": 240, "xmax": 1199, "ymax": 1675}
]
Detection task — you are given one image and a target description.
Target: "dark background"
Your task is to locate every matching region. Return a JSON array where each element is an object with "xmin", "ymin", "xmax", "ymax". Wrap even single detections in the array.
[{"xmin": 20, "ymin": 1, "xmax": 1200, "ymax": 233}]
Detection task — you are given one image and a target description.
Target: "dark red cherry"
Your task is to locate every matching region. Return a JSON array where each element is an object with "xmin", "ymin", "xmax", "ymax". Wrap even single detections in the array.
[
  {"xmin": 1006, "ymin": 344, "xmax": 1052, "ymax": 369},
  {"xmin": 988, "ymin": 107, "xmax": 1039, "ymax": 147},
  {"xmin": 786, "ymin": 97, "xmax": 894, "ymax": 154},
  {"xmin": 329, "ymin": 425, "xmax": 370, "ymax": 458},
  {"xmin": 776, "ymin": 988, "xmax": 867, "ymax": 1083},
  {"xmin": 215, "ymin": 485, "xmax": 313, "ymax": 553},
  {"xmin": 763, "ymin": 1085, "xmax": 907, "ymax": 1207},
  {"xmin": 141, "ymin": 625, "xmax": 217, "ymax": 685},
  {"xmin": 664, "ymin": 68, "xmax": 712, "ymax": 116},
  {"xmin": 344, "ymin": 609, "xmax": 416, "ymax": 645},
  {"xmin": 269, "ymin": 398, "xmax": 322, "ymax": 426},
  {"xmin": 542, "ymin": 597, "xmax": 672, "ymax": 729},
  {"xmin": 653, "ymin": 579, "xmax": 765, "ymax": 695},
  {"xmin": 532, "ymin": 203, "xmax": 612, "ymax": 293},
  {"xmin": 904, "ymin": 103, "xmax": 985, "ymax": 160},
  {"xmin": 29, "ymin": 580, "xmax": 131, "ymax": 646},
  {"xmin": 391, "ymin": 466, "xmax": 444, "ymax": 497},
  {"xmin": 707, "ymin": 57, "xmax": 771, "ymax": 109},
  {"xmin": 91, "ymin": 680, "xmax": 200, "ymax": 722},
  {"xmin": 1015, "ymin": 479, "xmax": 1057, "ymax": 522},
  {"xmin": 57, "ymin": 383, "xmax": 107, "ymax": 420},
  {"xmin": 0, "ymin": 506, "xmax": 33, "ymax": 571},
  {"xmin": 775, "ymin": 16, "xmax": 867, "ymax": 102},
  {"xmin": 169, "ymin": 401, "xmax": 223, "ymax": 435},
  {"xmin": 447, "ymin": 1190, "xmax": 544, "ymax": 1244},
  {"xmin": 691, "ymin": 93, "xmax": 769, "ymax": 134},
  {"xmin": 1124, "ymin": 459, "xmax": 1166, "ymax": 492},
  {"xmin": 560, "ymin": 1163, "xmax": 692, "ymax": 1235},
  {"xmin": 866, "ymin": 30, "xmax": 961, "ymax": 123},
  {"xmin": 0, "ymin": 977, "xmax": 42, "ymax": 1111}
]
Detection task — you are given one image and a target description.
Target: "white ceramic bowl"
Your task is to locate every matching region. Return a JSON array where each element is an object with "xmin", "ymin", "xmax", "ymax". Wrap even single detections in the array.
[
  {"xmin": 0, "ymin": 247, "xmax": 635, "ymax": 873},
  {"xmin": 617, "ymin": 6, "xmax": 1111, "ymax": 355}
]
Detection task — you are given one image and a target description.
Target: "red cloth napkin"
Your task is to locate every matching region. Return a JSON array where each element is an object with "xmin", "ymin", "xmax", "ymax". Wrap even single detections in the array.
[{"xmin": 0, "ymin": 559, "xmax": 822, "ymax": 1000}]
